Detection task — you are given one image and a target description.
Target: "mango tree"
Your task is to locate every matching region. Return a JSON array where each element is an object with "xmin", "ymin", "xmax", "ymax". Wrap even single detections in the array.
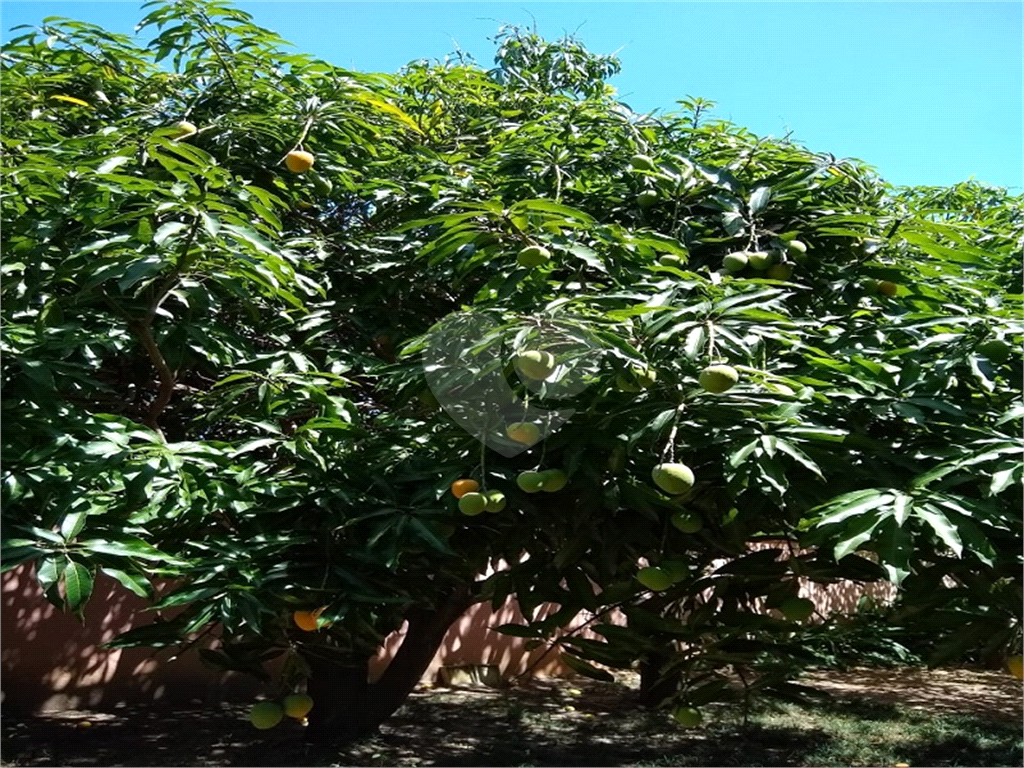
[{"xmin": 2, "ymin": 0, "xmax": 1020, "ymax": 740}]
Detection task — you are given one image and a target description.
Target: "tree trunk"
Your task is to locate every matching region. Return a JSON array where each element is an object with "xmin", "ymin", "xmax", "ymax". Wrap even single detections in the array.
[
  {"xmin": 638, "ymin": 647, "xmax": 681, "ymax": 707},
  {"xmin": 302, "ymin": 655, "xmax": 372, "ymax": 741},
  {"xmin": 304, "ymin": 586, "xmax": 474, "ymax": 742}
]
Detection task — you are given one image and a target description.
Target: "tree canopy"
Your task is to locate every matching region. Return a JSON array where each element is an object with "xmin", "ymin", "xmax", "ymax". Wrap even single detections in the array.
[{"xmin": 2, "ymin": 0, "xmax": 1021, "ymax": 737}]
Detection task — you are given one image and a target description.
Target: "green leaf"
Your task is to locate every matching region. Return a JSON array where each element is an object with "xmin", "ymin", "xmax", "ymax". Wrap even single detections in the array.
[
  {"xmin": 0, "ymin": 545, "xmax": 43, "ymax": 573},
  {"xmin": 748, "ymin": 186, "xmax": 771, "ymax": 215},
  {"xmin": 63, "ymin": 561, "xmax": 93, "ymax": 610},
  {"xmin": 874, "ymin": 518, "xmax": 913, "ymax": 585},
  {"xmin": 567, "ymin": 244, "xmax": 605, "ymax": 272},
  {"xmin": 60, "ymin": 511, "xmax": 88, "ymax": 541},
  {"xmin": 564, "ymin": 567, "xmax": 598, "ymax": 612},
  {"xmin": 102, "ymin": 620, "xmax": 186, "ymax": 649},
  {"xmin": 99, "ymin": 567, "xmax": 152, "ymax": 598},
  {"xmin": 832, "ymin": 509, "xmax": 889, "ymax": 561},
  {"xmin": 78, "ymin": 538, "xmax": 183, "ymax": 563},
  {"xmin": 151, "ymin": 585, "xmax": 224, "ymax": 609},
  {"xmin": 153, "ymin": 221, "xmax": 189, "ymax": 246},
  {"xmin": 406, "ymin": 516, "xmax": 456, "ymax": 556},
  {"xmin": 509, "ymin": 199, "xmax": 595, "ymax": 225},
  {"xmin": 775, "ymin": 439, "xmax": 824, "ymax": 479},
  {"xmin": 989, "ymin": 462, "xmax": 1021, "ymax": 496},
  {"xmin": 96, "ymin": 155, "xmax": 131, "ymax": 174},
  {"xmin": 558, "ymin": 652, "xmax": 615, "ymax": 682},
  {"xmin": 914, "ymin": 504, "xmax": 963, "ymax": 557},
  {"xmin": 813, "ymin": 490, "xmax": 895, "ymax": 528},
  {"xmin": 728, "ymin": 439, "xmax": 759, "ymax": 468}
]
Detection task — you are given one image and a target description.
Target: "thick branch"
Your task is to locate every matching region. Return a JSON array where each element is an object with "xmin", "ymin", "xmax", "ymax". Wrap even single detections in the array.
[
  {"xmin": 303, "ymin": 585, "xmax": 475, "ymax": 743},
  {"xmin": 362, "ymin": 586, "xmax": 474, "ymax": 724},
  {"xmin": 131, "ymin": 319, "xmax": 176, "ymax": 433}
]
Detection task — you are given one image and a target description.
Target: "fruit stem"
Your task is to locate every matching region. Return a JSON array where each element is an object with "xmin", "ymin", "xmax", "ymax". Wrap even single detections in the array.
[
  {"xmin": 536, "ymin": 411, "xmax": 554, "ymax": 468},
  {"xmin": 479, "ymin": 434, "xmax": 487, "ymax": 492},
  {"xmin": 283, "ymin": 113, "xmax": 317, "ymax": 162},
  {"xmin": 660, "ymin": 407, "xmax": 682, "ymax": 463},
  {"xmin": 704, "ymin": 320, "xmax": 717, "ymax": 361}
]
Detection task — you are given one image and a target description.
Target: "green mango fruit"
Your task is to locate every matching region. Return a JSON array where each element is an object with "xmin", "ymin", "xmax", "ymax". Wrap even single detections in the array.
[
  {"xmin": 636, "ymin": 567, "xmax": 672, "ymax": 591},
  {"xmin": 484, "ymin": 491, "xmax": 507, "ymax": 513},
  {"xmin": 516, "ymin": 471, "xmax": 546, "ymax": 493},
  {"xmin": 670, "ymin": 510, "xmax": 702, "ymax": 534},
  {"xmin": 515, "ymin": 350, "xmax": 556, "ymax": 380},
  {"xmin": 780, "ymin": 597, "xmax": 815, "ymax": 622},
  {"xmin": 507, "ymin": 422, "xmax": 541, "ymax": 445},
  {"xmin": 723, "ymin": 252, "xmax": 748, "ymax": 273},
  {"xmin": 539, "ymin": 469, "xmax": 568, "ymax": 492},
  {"xmin": 249, "ymin": 702, "xmax": 284, "ymax": 730},
  {"xmin": 458, "ymin": 492, "xmax": 488, "ymax": 516},
  {"xmin": 517, "ymin": 245, "xmax": 551, "ymax": 268},
  {"xmin": 169, "ymin": 120, "xmax": 197, "ymax": 139},
  {"xmin": 652, "ymin": 463, "xmax": 695, "ymax": 495},
  {"xmin": 672, "ymin": 706, "xmax": 702, "ymax": 727},
  {"xmin": 283, "ymin": 694, "xmax": 313, "ymax": 719},
  {"xmin": 699, "ymin": 365, "xmax": 739, "ymax": 394},
  {"xmin": 978, "ymin": 339, "xmax": 1010, "ymax": 363},
  {"xmin": 638, "ymin": 190, "xmax": 659, "ymax": 208},
  {"xmin": 632, "ymin": 366, "xmax": 658, "ymax": 389},
  {"xmin": 630, "ymin": 154, "xmax": 657, "ymax": 172},
  {"xmin": 747, "ymin": 251, "xmax": 773, "ymax": 270}
]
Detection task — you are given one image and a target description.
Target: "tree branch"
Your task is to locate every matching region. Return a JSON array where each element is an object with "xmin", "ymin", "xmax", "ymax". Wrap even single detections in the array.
[
  {"xmin": 147, "ymin": 217, "xmax": 200, "ymax": 325},
  {"xmin": 131, "ymin": 318, "xmax": 176, "ymax": 435}
]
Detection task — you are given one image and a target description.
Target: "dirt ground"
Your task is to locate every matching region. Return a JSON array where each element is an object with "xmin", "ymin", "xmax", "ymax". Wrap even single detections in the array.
[
  {"xmin": 1, "ymin": 666, "xmax": 1020, "ymax": 767},
  {"xmin": 800, "ymin": 666, "xmax": 1023, "ymax": 722}
]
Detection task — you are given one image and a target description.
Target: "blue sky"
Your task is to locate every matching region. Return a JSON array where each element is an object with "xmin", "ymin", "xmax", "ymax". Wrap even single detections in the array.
[{"xmin": 2, "ymin": 1, "xmax": 1021, "ymax": 190}]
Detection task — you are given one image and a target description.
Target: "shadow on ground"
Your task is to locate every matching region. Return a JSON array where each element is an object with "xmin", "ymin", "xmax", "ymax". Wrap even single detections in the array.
[{"xmin": 2, "ymin": 671, "xmax": 1021, "ymax": 767}]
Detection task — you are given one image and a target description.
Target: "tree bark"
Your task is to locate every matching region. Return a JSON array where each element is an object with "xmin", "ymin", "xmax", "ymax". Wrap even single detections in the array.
[
  {"xmin": 304, "ymin": 586, "xmax": 474, "ymax": 743},
  {"xmin": 638, "ymin": 646, "xmax": 681, "ymax": 707},
  {"xmin": 302, "ymin": 655, "xmax": 372, "ymax": 741}
]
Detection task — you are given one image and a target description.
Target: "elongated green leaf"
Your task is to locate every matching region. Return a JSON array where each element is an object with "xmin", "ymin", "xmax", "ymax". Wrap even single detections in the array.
[
  {"xmin": 509, "ymin": 199, "xmax": 595, "ymax": 225},
  {"xmin": 559, "ymin": 652, "xmax": 615, "ymax": 682},
  {"xmin": 813, "ymin": 490, "xmax": 895, "ymax": 528},
  {"xmin": 153, "ymin": 221, "xmax": 189, "ymax": 246},
  {"xmin": 100, "ymin": 568, "xmax": 152, "ymax": 597},
  {"xmin": 833, "ymin": 510, "xmax": 889, "ymax": 561},
  {"xmin": 36, "ymin": 555, "xmax": 66, "ymax": 590},
  {"xmin": 915, "ymin": 504, "xmax": 963, "ymax": 557},
  {"xmin": 0, "ymin": 545, "xmax": 42, "ymax": 573},
  {"xmin": 748, "ymin": 186, "xmax": 771, "ymax": 215},
  {"xmin": 63, "ymin": 561, "xmax": 93, "ymax": 610},
  {"xmin": 59, "ymin": 512, "xmax": 87, "ymax": 541},
  {"xmin": 78, "ymin": 538, "xmax": 183, "ymax": 563}
]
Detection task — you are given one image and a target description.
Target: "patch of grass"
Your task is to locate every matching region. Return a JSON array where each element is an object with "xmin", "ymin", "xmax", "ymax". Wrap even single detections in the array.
[
  {"xmin": 628, "ymin": 697, "xmax": 1023, "ymax": 768},
  {"xmin": 776, "ymin": 701, "xmax": 1024, "ymax": 768}
]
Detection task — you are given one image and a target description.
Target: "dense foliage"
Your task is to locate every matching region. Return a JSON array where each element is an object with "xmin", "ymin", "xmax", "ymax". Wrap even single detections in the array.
[{"xmin": 2, "ymin": 0, "xmax": 1020, "ymax": 736}]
